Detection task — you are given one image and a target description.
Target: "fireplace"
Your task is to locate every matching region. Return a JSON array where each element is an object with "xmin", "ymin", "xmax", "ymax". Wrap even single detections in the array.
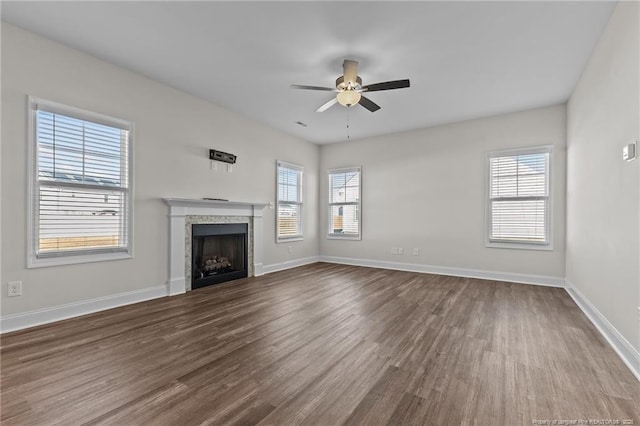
[
  {"xmin": 164, "ymin": 198, "xmax": 266, "ymax": 295},
  {"xmin": 191, "ymin": 223, "xmax": 248, "ymax": 289}
]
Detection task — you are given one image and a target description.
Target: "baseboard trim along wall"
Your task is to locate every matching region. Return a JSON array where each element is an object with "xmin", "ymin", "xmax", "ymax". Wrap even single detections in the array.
[
  {"xmin": 2, "ymin": 256, "xmax": 561, "ymax": 333},
  {"xmin": 5, "ymin": 257, "xmax": 638, "ymax": 386},
  {"xmin": 318, "ymin": 256, "xmax": 566, "ymax": 287},
  {"xmin": 565, "ymin": 280, "xmax": 640, "ymax": 381},
  {"xmin": 262, "ymin": 256, "xmax": 320, "ymax": 274},
  {"xmin": 0, "ymin": 285, "xmax": 168, "ymax": 334}
]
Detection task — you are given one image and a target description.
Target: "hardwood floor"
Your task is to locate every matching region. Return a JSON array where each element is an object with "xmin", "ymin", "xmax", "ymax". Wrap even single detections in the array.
[{"xmin": 1, "ymin": 263, "xmax": 638, "ymax": 425}]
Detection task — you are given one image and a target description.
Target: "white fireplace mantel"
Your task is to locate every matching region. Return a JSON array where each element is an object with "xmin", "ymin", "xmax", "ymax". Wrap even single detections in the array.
[{"xmin": 164, "ymin": 198, "xmax": 268, "ymax": 295}]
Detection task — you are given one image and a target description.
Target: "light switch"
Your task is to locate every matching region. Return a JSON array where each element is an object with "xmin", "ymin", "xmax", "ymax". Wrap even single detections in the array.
[{"xmin": 623, "ymin": 141, "xmax": 636, "ymax": 161}]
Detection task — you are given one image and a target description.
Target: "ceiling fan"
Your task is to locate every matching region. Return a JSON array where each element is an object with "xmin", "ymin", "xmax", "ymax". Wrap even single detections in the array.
[{"xmin": 291, "ymin": 59, "xmax": 410, "ymax": 113}]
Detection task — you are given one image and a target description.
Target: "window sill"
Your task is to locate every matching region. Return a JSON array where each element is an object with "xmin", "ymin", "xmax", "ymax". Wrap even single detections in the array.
[
  {"xmin": 486, "ymin": 241, "xmax": 553, "ymax": 251},
  {"xmin": 327, "ymin": 234, "xmax": 361, "ymax": 241},
  {"xmin": 277, "ymin": 236, "xmax": 304, "ymax": 243},
  {"xmin": 27, "ymin": 251, "xmax": 133, "ymax": 268}
]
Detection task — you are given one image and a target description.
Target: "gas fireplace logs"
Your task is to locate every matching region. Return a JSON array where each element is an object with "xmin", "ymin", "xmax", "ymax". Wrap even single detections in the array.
[{"xmin": 201, "ymin": 256, "xmax": 231, "ymax": 272}]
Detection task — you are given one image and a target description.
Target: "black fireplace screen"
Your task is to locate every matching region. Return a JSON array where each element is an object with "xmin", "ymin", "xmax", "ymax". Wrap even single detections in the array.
[{"xmin": 192, "ymin": 223, "xmax": 248, "ymax": 289}]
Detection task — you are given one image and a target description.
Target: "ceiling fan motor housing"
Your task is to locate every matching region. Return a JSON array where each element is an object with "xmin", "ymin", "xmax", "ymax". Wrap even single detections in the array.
[{"xmin": 336, "ymin": 75, "xmax": 362, "ymax": 91}]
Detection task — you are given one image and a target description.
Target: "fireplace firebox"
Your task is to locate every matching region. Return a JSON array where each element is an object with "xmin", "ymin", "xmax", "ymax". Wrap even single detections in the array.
[{"xmin": 191, "ymin": 223, "xmax": 248, "ymax": 290}]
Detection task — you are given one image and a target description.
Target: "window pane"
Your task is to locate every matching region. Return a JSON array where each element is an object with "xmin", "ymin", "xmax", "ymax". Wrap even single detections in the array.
[
  {"xmin": 328, "ymin": 168, "xmax": 361, "ymax": 238},
  {"xmin": 488, "ymin": 149, "xmax": 550, "ymax": 246},
  {"xmin": 490, "ymin": 153, "xmax": 548, "ymax": 198},
  {"xmin": 37, "ymin": 110, "xmax": 128, "ymax": 187},
  {"xmin": 517, "ymin": 172, "xmax": 546, "ymax": 197},
  {"xmin": 32, "ymin": 102, "xmax": 132, "ymax": 261},
  {"xmin": 491, "ymin": 199, "xmax": 546, "ymax": 242},
  {"xmin": 277, "ymin": 166, "xmax": 300, "ymax": 203},
  {"xmin": 278, "ymin": 183, "xmax": 299, "ymax": 203},
  {"xmin": 278, "ymin": 204, "xmax": 301, "ymax": 236},
  {"xmin": 277, "ymin": 163, "xmax": 303, "ymax": 239},
  {"xmin": 330, "ymin": 171, "xmax": 360, "ymax": 203},
  {"xmin": 38, "ymin": 185, "xmax": 127, "ymax": 253},
  {"xmin": 330, "ymin": 205, "xmax": 359, "ymax": 235}
]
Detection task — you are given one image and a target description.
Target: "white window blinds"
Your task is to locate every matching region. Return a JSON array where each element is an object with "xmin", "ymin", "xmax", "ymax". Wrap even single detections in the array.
[
  {"xmin": 488, "ymin": 147, "xmax": 551, "ymax": 246},
  {"xmin": 31, "ymin": 99, "xmax": 132, "ymax": 263},
  {"xmin": 277, "ymin": 161, "xmax": 303, "ymax": 241},
  {"xmin": 328, "ymin": 167, "xmax": 361, "ymax": 239}
]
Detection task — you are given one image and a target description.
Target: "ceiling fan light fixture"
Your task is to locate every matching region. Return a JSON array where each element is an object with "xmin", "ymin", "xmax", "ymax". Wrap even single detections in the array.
[
  {"xmin": 337, "ymin": 90, "xmax": 361, "ymax": 107},
  {"xmin": 292, "ymin": 59, "xmax": 409, "ymax": 112}
]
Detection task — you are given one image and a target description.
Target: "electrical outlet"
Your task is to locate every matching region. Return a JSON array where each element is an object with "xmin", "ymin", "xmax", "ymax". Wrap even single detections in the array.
[
  {"xmin": 398, "ymin": 248, "xmax": 404, "ymax": 255},
  {"xmin": 8, "ymin": 281, "xmax": 22, "ymax": 297},
  {"xmin": 413, "ymin": 248, "xmax": 420, "ymax": 256},
  {"xmin": 226, "ymin": 163, "xmax": 233, "ymax": 173},
  {"xmin": 210, "ymin": 160, "xmax": 217, "ymax": 171}
]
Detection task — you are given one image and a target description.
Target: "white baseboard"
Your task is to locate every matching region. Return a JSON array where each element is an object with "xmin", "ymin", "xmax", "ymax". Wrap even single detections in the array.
[
  {"xmin": 262, "ymin": 256, "xmax": 320, "ymax": 275},
  {"xmin": 318, "ymin": 256, "xmax": 565, "ymax": 287},
  {"xmin": 565, "ymin": 280, "xmax": 640, "ymax": 381},
  {"xmin": 0, "ymin": 285, "xmax": 168, "ymax": 334},
  {"xmin": 254, "ymin": 262, "xmax": 264, "ymax": 276},
  {"xmin": 168, "ymin": 278, "xmax": 186, "ymax": 296}
]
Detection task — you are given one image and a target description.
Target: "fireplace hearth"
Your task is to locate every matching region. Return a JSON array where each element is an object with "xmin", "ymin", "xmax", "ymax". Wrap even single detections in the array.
[{"xmin": 191, "ymin": 223, "xmax": 248, "ymax": 289}]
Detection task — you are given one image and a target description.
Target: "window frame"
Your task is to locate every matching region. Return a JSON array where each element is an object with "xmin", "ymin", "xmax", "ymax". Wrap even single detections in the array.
[
  {"xmin": 327, "ymin": 166, "xmax": 362, "ymax": 241},
  {"xmin": 27, "ymin": 96, "xmax": 134, "ymax": 268},
  {"xmin": 276, "ymin": 160, "xmax": 304, "ymax": 243},
  {"xmin": 485, "ymin": 145, "xmax": 553, "ymax": 251}
]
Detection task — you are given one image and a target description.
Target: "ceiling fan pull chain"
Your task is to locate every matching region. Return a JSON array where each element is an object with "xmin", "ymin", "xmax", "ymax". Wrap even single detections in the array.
[{"xmin": 346, "ymin": 108, "xmax": 351, "ymax": 141}]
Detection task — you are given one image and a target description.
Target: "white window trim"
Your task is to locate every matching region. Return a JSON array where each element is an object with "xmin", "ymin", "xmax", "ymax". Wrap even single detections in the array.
[
  {"xmin": 276, "ymin": 160, "xmax": 304, "ymax": 243},
  {"xmin": 27, "ymin": 96, "xmax": 134, "ymax": 268},
  {"xmin": 485, "ymin": 145, "xmax": 553, "ymax": 251},
  {"xmin": 328, "ymin": 166, "xmax": 362, "ymax": 240}
]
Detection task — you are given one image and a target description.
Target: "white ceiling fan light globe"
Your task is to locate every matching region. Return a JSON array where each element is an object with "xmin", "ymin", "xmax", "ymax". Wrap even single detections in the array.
[{"xmin": 337, "ymin": 90, "xmax": 362, "ymax": 107}]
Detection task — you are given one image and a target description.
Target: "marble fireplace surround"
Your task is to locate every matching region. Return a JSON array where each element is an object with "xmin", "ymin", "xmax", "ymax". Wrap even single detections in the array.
[{"xmin": 164, "ymin": 198, "xmax": 267, "ymax": 295}]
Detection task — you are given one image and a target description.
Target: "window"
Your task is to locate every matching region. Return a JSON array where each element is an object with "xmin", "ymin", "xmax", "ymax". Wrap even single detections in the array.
[
  {"xmin": 276, "ymin": 161, "xmax": 303, "ymax": 242},
  {"xmin": 28, "ymin": 98, "xmax": 133, "ymax": 267},
  {"xmin": 487, "ymin": 146, "xmax": 551, "ymax": 249},
  {"xmin": 328, "ymin": 167, "xmax": 361, "ymax": 240}
]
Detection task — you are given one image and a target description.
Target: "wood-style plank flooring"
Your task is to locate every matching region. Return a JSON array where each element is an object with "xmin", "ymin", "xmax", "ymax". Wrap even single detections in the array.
[{"xmin": 1, "ymin": 263, "xmax": 639, "ymax": 425}]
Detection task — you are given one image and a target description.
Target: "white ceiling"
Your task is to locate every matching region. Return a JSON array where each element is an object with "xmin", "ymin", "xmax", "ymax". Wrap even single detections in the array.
[{"xmin": 2, "ymin": 1, "xmax": 616, "ymax": 144}]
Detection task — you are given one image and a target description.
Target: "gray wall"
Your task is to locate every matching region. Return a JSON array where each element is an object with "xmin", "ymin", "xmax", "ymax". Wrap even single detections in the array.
[
  {"xmin": 566, "ymin": 1, "xmax": 640, "ymax": 352},
  {"xmin": 1, "ymin": 24, "xmax": 320, "ymax": 316},
  {"xmin": 320, "ymin": 105, "xmax": 567, "ymax": 279}
]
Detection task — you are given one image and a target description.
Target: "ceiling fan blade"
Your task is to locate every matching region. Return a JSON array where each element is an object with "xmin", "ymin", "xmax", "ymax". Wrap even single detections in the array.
[
  {"xmin": 343, "ymin": 60, "xmax": 359, "ymax": 85},
  {"xmin": 316, "ymin": 97, "xmax": 338, "ymax": 112},
  {"xmin": 291, "ymin": 84, "xmax": 336, "ymax": 91},
  {"xmin": 362, "ymin": 79, "xmax": 410, "ymax": 92},
  {"xmin": 358, "ymin": 96, "xmax": 381, "ymax": 112}
]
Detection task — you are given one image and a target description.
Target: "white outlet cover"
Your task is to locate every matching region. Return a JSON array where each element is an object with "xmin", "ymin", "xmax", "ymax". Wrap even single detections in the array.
[{"xmin": 8, "ymin": 281, "xmax": 22, "ymax": 297}]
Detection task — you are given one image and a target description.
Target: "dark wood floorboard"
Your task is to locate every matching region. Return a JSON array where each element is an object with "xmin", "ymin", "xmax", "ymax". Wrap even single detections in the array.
[{"xmin": 1, "ymin": 263, "xmax": 638, "ymax": 425}]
